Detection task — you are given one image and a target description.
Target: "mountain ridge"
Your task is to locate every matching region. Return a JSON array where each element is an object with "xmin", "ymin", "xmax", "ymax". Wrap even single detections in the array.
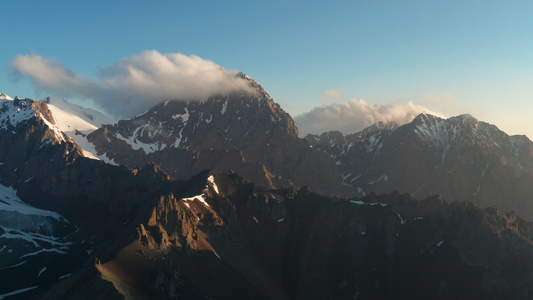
[
  {"xmin": 305, "ymin": 112, "xmax": 533, "ymax": 220},
  {"xmin": 40, "ymin": 170, "xmax": 533, "ymax": 299}
]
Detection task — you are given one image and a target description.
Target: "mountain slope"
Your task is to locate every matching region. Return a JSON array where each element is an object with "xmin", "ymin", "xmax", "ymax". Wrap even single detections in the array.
[
  {"xmin": 0, "ymin": 96, "xmax": 168, "ymax": 298},
  {"xmin": 42, "ymin": 96, "xmax": 116, "ymax": 160},
  {"xmin": 44, "ymin": 171, "xmax": 533, "ymax": 300},
  {"xmin": 0, "ymin": 95, "xmax": 115, "ymax": 161},
  {"xmin": 86, "ymin": 75, "xmax": 345, "ymax": 196},
  {"xmin": 0, "ymin": 183, "xmax": 82, "ymax": 299},
  {"xmin": 306, "ymin": 113, "xmax": 533, "ymax": 220},
  {"xmin": 0, "ymin": 96, "xmax": 90, "ymax": 297}
]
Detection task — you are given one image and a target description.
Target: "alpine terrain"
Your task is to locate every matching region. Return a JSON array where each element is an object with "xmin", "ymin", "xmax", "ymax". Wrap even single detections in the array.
[
  {"xmin": 306, "ymin": 113, "xmax": 533, "ymax": 221},
  {"xmin": 86, "ymin": 74, "xmax": 345, "ymax": 197},
  {"xmin": 1, "ymin": 77, "xmax": 533, "ymax": 300}
]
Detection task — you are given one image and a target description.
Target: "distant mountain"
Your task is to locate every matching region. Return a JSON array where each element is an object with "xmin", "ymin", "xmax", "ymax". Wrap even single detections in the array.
[
  {"xmin": 305, "ymin": 113, "xmax": 533, "ymax": 220},
  {"xmin": 86, "ymin": 75, "xmax": 345, "ymax": 196},
  {"xmin": 306, "ymin": 121, "xmax": 400, "ymax": 147},
  {"xmin": 0, "ymin": 93, "xmax": 13, "ymax": 100}
]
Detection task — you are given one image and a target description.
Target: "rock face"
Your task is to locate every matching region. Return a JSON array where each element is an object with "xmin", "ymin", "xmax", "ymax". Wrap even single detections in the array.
[
  {"xmin": 86, "ymin": 75, "xmax": 345, "ymax": 196},
  {"xmin": 45, "ymin": 171, "xmax": 533, "ymax": 300},
  {"xmin": 306, "ymin": 113, "xmax": 533, "ymax": 221}
]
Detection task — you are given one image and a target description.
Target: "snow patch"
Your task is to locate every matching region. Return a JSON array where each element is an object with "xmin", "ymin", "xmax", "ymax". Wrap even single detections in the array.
[
  {"xmin": 0, "ymin": 184, "xmax": 62, "ymax": 220},
  {"xmin": 349, "ymin": 200, "xmax": 387, "ymax": 207},
  {"xmin": 0, "ymin": 260, "xmax": 27, "ymax": 270},
  {"xmin": 0, "ymin": 99, "xmax": 36, "ymax": 131},
  {"xmin": 350, "ymin": 200, "xmax": 365, "ymax": 205},
  {"xmin": 20, "ymin": 248, "xmax": 67, "ymax": 259},
  {"xmin": 181, "ymin": 194, "xmax": 210, "ymax": 208},
  {"xmin": 115, "ymin": 125, "xmax": 165, "ymax": 154},
  {"xmin": 0, "ymin": 286, "xmax": 38, "ymax": 299},
  {"xmin": 220, "ymin": 100, "xmax": 228, "ymax": 115},
  {"xmin": 397, "ymin": 213, "xmax": 406, "ymax": 225},
  {"xmin": 172, "ymin": 107, "xmax": 189, "ymax": 123},
  {"xmin": 207, "ymin": 175, "xmax": 219, "ymax": 194},
  {"xmin": 0, "ymin": 93, "xmax": 13, "ymax": 100},
  {"xmin": 41, "ymin": 96, "xmax": 116, "ymax": 160},
  {"xmin": 58, "ymin": 273, "xmax": 72, "ymax": 279}
]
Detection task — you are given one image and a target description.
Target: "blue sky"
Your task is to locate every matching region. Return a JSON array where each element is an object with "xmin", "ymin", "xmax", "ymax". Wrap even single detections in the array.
[{"xmin": 1, "ymin": 1, "xmax": 532, "ymax": 136}]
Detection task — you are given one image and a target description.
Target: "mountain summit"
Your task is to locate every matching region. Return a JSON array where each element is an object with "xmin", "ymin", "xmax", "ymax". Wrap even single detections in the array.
[
  {"xmin": 0, "ymin": 93, "xmax": 13, "ymax": 100},
  {"xmin": 87, "ymin": 75, "xmax": 345, "ymax": 196}
]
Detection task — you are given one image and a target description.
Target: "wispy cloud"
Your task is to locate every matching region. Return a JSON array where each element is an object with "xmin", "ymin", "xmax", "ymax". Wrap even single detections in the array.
[
  {"xmin": 294, "ymin": 99, "xmax": 443, "ymax": 136},
  {"xmin": 10, "ymin": 51, "xmax": 255, "ymax": 117},
  {"xmin": 320, "ymin": 89, "xmax": 343, "ymax": 100}
]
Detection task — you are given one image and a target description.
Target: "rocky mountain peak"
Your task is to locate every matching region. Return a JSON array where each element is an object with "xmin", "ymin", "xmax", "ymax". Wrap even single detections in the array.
[
  {"xmin": 0, "ymin": 93, "xmax": 13, "ymax": 100},
  {"xmin": 304, "ymin": 131, "xmax": 346, "ymax": 147},
  {"xmin": 406, "ymin": 113, "xmax": 506, "ymax": 149},
  {"xmin": 361, "ymin": 120, "xmax": 399, "ymax": 134},
  {"xmin": 86, "ymin": 76, "xmax": 343, "ymax": 196}
]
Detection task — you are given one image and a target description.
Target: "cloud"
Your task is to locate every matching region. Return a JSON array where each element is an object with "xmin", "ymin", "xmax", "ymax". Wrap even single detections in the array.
[
  {"xmin": 320, "ymin": 89, "xmax": 343, "ymax": 100},
  {"xmin": 10, "ymin": 54, "xmax": 97, "ymax": 95},
  {"xmin": 10, "ymin": 51, "xmax": 256, "ymax": 117},
  {"xmin": 294, "ymin": 99, "xmax": 443, "ymax": 136}
]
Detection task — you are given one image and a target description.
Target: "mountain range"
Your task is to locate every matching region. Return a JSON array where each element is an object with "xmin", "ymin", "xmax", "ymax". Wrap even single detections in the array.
[
  {"xmin": 2, "ymin": 75, "xmax": 533, "ymax": 299},
  {"xmin": 305, "ymin": 113, "xmax": 533, "ymax": 221}
]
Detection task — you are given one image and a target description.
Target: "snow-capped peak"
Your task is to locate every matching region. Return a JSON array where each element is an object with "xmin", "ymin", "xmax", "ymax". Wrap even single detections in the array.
[
  {"xmin": 0, "ymin": 93, "xmax": 13, "ymax": 100},
  {"xmin": 42, "ymin": 96, "xmax": 115, "ymax": 131},
  {"xmin": 0, "ymin": 97, "xmax": 36, "ymax": 131},
  {"xmin": 1, "ymin": 94, "xmax": 118, "ymax": 162},
  {"xmin": 40, "ymin": 96, "xmax": 117, "ymax": 160}
]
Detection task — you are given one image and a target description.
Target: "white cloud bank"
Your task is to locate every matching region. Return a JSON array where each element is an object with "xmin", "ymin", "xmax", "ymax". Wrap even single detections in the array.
[
  {"xmin": 294, "ymin": 99, "xmax": 443, "ymax": 136},
  {"xmin": 10, "ymin": 51, "xmax": 255, "ymax": 117}
]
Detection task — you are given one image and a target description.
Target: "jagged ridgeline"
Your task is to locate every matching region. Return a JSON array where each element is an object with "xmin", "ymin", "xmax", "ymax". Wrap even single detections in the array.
[
  {"xmin": 2, "ymin": 75, "xmax": 533, "ymax": 300},
  {"xmin": 306, "ymin": 113, "xmax": 533, "ymax": 221}
]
